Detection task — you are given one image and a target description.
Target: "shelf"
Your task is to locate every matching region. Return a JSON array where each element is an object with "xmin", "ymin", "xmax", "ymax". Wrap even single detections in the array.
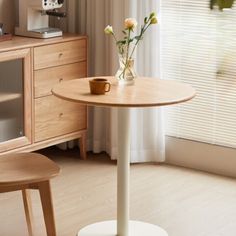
[{"xmin": 0, "ymin": 92, "xmax": 22, "ymax": 103}]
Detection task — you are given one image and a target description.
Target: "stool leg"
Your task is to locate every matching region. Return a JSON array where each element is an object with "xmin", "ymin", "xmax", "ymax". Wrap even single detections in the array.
[
  {"xmin": 38, "ymin": 181, "xmax": 57, "ymax": 236},
  {"xmin": 22, "ymin": 189, "xmax": 34, "ymax": 236}
]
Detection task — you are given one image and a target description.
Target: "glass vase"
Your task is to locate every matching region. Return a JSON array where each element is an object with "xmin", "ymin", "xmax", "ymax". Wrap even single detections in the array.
[{"xmin": 115, "ymin": 54, "xmax": 137, "ymax": 85}]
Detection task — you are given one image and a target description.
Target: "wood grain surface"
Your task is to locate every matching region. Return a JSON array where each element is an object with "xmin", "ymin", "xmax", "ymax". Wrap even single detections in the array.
[
  {"xmin": 52, "ymin": 77, "xmax": 196, "ymax": 108},
  {"xmin": 34, "ymin": 96, "xmax": 87, "ymax": 142},
  {"xmin": 0, "ymin": 153, "xmax": 60, "ymax": 187},
  {"xmin": 1, "ymin": 150, "xmax": 235, "ymax": 236},
  {"xmin": 34, "ymin": 62, "xmax": 87, "ymax": 98},
  {"xmin": 34, "ymin": 39, "xmax": 87, "ymax": 70},
  {"xmin": 0, "ymin": 34, "xmax": 87, "ymax": 53}
]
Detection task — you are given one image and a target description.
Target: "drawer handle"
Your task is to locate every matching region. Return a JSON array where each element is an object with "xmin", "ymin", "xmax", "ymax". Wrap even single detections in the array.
[
  {"xmin": 58, "ymin": 53, "xmax": 63, "ymax": 58},
  {"xmin": 59, "ymin": 113, "xmax": 63, "ymax": 117},
  {"xmin": 59, "ymin": 78, "xmax": 63, "ymax": 82}
]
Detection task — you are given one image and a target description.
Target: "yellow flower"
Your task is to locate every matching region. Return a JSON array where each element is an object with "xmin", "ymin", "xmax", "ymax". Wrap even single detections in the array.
[
  {"xmin": 124, "ymin": 18, "xmax": 138, "ymax": 30},
  {"xmin": 104, "ymin": 25, "xmax": 113, "ymax": 34},
  {"xmin": 150, "ymin": 17, "xmax": 158, "ymax": 24}
]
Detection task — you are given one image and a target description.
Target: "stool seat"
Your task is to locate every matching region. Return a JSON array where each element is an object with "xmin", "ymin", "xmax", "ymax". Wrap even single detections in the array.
[
  {"xmin": 0, "ymin": 153, "xmax": 60, "ymax": 187},
  {"xmin": 0, "ymin": 152, "xmax": 60, "ymax": 236}
]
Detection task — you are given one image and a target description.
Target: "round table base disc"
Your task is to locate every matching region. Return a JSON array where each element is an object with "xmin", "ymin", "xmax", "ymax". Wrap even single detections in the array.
[{"xmin": 77, "ymin": 220, "xmax": 168, "ymax": 236}]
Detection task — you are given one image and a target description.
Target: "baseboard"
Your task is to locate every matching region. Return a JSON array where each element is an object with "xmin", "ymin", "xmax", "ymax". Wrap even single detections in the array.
[{"xmin": 165, "ymin": 136, "xmax": 236, "ymax": 178}]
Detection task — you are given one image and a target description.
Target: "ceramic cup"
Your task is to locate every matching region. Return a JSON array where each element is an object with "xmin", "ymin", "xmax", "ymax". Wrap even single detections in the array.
[{"xmin": 89, "ymin": 78, "xmax": 111, "ymax": 95}]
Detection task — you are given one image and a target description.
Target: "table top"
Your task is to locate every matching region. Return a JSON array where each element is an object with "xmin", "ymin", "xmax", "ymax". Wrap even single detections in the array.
[{"xmin": 52, "ymin": 77, "xmax": 196, "ymax": 108}]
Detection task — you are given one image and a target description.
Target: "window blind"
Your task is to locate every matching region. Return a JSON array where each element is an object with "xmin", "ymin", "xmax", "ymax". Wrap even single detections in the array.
[{"xmin": 161, "ymin": 0, "xmax": 236, "ymax": 148}]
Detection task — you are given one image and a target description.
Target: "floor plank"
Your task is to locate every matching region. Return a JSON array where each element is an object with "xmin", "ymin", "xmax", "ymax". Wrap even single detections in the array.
[{"xmin": 1, "ymin": 147, "xmax": 236, "ymax": 236}]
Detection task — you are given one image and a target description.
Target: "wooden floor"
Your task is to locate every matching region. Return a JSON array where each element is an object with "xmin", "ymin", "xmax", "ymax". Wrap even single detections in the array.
[{"xmin": 1, "ymin": 147, "xmax": 236, "ymax": 236}]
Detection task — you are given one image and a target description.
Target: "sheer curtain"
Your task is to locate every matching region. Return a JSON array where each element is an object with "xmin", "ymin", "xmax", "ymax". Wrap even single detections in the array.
[{"xmin": 74, "ymin": 0, "xmax": 164, "ymax": 162}]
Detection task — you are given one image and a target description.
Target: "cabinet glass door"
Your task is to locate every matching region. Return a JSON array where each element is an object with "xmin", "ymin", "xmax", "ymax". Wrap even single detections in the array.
[
  {"xmin": 0, "ymin": 48, "xmax": 31, "ymax": 153},
  {"xmin": 0, "ymin": 59, "xmax": 24, "ymax": 142}
]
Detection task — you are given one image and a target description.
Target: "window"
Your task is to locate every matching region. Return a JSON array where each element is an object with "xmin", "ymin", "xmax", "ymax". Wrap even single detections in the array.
[{"xmin": 161, "ymin": 0, "xmax": 236, "ymax": 148}]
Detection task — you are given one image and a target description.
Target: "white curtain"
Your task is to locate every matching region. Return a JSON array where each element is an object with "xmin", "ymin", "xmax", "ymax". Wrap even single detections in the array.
[{"xmin": 73, "ymin": 0, "xmax": 164, "ymax": 163}]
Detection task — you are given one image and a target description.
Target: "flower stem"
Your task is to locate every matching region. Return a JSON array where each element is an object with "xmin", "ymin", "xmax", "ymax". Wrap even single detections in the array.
[
  {"xmin": 119, "ymin": 29, "xmax": 131, "ymax": 79},
  {"xmin": 129, "ymin": 22, "xmax": 151, "ymax": 60},
  {"xmin": 126, "ymin": 29, "xmax": 131, "ymax": 62},
  {"xmin": 112, "ymin": 32, "xmax": 118, "ymax": 43}
]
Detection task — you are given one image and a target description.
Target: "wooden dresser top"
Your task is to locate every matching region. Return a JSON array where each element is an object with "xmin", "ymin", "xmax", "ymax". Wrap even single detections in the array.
[{"xmin": 0, "ymin": 34, "xmax": 87, "ymax": 53}]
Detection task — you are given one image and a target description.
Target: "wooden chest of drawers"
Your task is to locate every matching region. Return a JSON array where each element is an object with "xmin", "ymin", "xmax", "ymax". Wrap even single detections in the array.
[{"xmin": 0, "ymin": 34, "xmax": 87, "ymax": 158}]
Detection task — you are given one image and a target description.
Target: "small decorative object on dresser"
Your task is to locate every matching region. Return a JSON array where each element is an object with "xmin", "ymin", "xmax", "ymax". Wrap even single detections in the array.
[
  {"xmin": 15, "ymin": 0, "xmax": 66, "ymax": 38},
  {"xmin": 104, "ymin": 12, "xmax": 158, "ymax": 85},
  {"xmin": 0, "ymin": 23, "xmax": 12, "ymax": 42},
  {"xmin": 0, "ymin": 23, "xmax": 3, "ymax": 36}
]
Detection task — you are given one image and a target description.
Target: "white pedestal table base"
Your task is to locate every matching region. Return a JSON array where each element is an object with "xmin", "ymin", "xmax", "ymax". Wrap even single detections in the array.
[
  {"xmin": 77, "ymin": 220, "xmax": 168, "ymax": 236},
  {"xmin": 77, "ymin": 109, "xmax": 168, "ymax": 236},
  {"xmin": 52, "ymin": 77, "xmax": 195, "ymax": 236}
]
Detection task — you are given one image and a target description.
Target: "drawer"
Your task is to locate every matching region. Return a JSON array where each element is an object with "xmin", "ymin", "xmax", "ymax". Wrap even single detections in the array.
[
  {"xmin": 34, "ymin": 62, "xmax": 87, "ymax": 98},
  {"xmin": 34, "ymin": 39, "xmax": 87, "ymax": 70},
  {"xmin": 34, "ymin": 96, "xmax": 87, "ymax": 142}
]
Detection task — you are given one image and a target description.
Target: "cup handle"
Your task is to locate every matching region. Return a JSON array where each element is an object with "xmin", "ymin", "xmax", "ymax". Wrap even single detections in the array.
[{"xmin": 105, "ymin": 82, "xmax": 111, "ymax": 92}]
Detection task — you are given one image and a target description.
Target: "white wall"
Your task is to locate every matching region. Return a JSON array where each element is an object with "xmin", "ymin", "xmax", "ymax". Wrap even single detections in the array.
[{"xmin": 166, "ymin": 136, "xmax": 236, "ymax": 178}]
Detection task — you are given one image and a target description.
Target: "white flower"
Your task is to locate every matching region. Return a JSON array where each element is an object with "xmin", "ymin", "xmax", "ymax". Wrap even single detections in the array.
[
  {"xmin": 104, "ymin": 25, "xmax": 113, "ymax": 34},
  {"xmin": 124, "ymin": 18, "xmax": 138, "ymax": 30}
]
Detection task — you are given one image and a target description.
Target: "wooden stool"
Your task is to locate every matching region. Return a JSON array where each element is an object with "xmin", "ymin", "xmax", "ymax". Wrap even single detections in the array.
[{"xmin": 0, "ymin": 153, "xmax": 60, "ymax": 236}]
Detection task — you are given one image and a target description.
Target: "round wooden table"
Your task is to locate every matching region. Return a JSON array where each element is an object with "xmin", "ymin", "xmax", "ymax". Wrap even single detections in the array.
[{"xmin": 52, "ymin": 77, "xmax": 196, "ymax": 236}]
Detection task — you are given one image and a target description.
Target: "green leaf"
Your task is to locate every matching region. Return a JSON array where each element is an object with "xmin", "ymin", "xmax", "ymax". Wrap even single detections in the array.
[
  {"xmin": 210, "ymin": 0, "xmax": 235, "ymax": 10},
  {"xmin": 117, "ymin": 40, "xmax": 126, "ymax": 45},
  {"xmin": 210, "ymin": 0, "xmax": 217, "ymax": 9}
]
